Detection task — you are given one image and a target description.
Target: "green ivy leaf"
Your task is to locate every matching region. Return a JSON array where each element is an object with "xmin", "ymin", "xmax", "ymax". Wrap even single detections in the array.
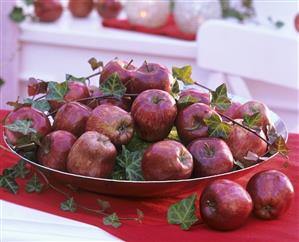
[
  {"xmin": 4, "ymin": 120, "xmax": 37, "ymax": 135},
  {"xmin": 269, "ymin": 136, "xmax": 288, "ymax": 158},
  {"xmin": 103, "ymin": 213, "xmax": 121, "ymax": 228},
  {"xmin": 234, "ymin": 160, "xmax": 245, "ymax": 169},
  {"xmin": 203, "ymin": 113, "xmax": 232, "ymax": 139},
  {"xmin": 60, "ymin": 197, "xmax": 77, "ymax": 212},
  {"xmin": 167, "ymin": 126, "xmax": 180, "ymax": 141},
  {"xmin": 12, "ymin": 159, "xmax": 30, "ymax": 179},
  {"xmin": 111, "ymin": 167, "xmax": 126, "ymax": 180},
  {"xmin": 99, "ymin": 73, "xmax": 126, "ymax": 98},
  {"xmin": 171, "ymin": 78, "xmax": 180, "ymax": 99},
  {"xmin": 65, "ymin": 74, "xmax": 86, "ymax": 84},
  {"xmin": 172, "ymin": 66, "xmax": 194, "ymax": 85},
  {"xmin": 210, "ymin": 83, "xmax": 231, "ymax": 111},
  {"xmin": 0, "ymin": 175, "xmax": 18, "ymax": 194},
  {"xmin": 177, "ymin": 95, "xmax": 198, "ymax": 109},
  {"xmin": 97, "ymin": 199, "xmax": 111, "ymax": 212},
  {"xmin": 88, "ymin": 57, "xmax": 104, "ymax": 71},
  {"xmin": 168, "ymin": 193, "xmax": 198, "ymax": 230},
  {"xmin": 242, "ymin": 112, "xmax": 261, "ymax": 130},
  {"xmin": 46, "ymin": 81, "xmax": 68, "ymax": 101},
  {"xmin": 125, "ymin": 133, "xmax": 151, "ymax": 153},
  {"xmin": 9, "ymin": 7, "xmax": 26, "ymax": 23},
  {"xmin": 24, "ymin": 98, "xmax": 51, "ymax": 112},
  {"xmin": 25, "ymin": 173, "xmax": 43, "ymax": 193}
]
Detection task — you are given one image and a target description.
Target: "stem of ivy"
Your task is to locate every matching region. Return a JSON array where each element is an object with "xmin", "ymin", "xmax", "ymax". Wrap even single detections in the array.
[
  {"xmin": 34, "ymin": 94, "xmax": 47, "ymax": 101},
  {"xmin": 194, "ymin": 82, "xmax": 213, "ymax": 92},
  {"xmin": 85, "ymin": 71, "xmax": 102, "ymax": 80},
  {"xmin": 13, "ymin": 142, "xmax": 36, "ymax": 150}
]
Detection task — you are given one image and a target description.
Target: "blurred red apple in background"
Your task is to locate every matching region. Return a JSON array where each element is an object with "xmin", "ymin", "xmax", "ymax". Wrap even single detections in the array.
[
  {"xmin": 53, "ymin": 102, "xmax": 91, "ymax": 137},
  {"xmin": 95, "ymin": 0, "xmax": 122, "ymax": 19},
  {"xmin": 294, "ymin": 13, "xmax": 299, "ymax": 32},
  {"xmin": 86, "ymin": 104, "xmax": 134, "ymax": 146},
  {"xmin": 67, "ymin": 131, "xmax": 117, "ymax": 178},
  {"xmin": 142, "ymin": 140, "xmax": 193, "ymax": 181},
  {"xmin": 69, "ymin": 0, "xmax": 93, "ymax": 18},
  {"xmin": 131, "ymin": 89, "xmax": 177, "ymax": 142},
  {"xmin": 188, "ymin": 138, "xmax": 234, "ymax": 177},
  {"xmin": 34, "ymin": 0, "xmax": 63, "ymax": 22},
  {"xmin": 200, "ymin": 179, "xmax": 253, "ymax": 231},
  {"xmin": 37, "ymin": 130, "xmax": 76, "ymax": 171},
  {"xmin": 247, "ymin": 169, "xmax": 294, "ymax": 220}
]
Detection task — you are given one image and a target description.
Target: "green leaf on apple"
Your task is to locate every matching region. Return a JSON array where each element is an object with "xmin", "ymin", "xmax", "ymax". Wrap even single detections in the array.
[
  {"xmin": 269, "ymin": 135, "xmax": 288, "ymax": 158},
  {"xmin": 167, "ymin": 127, "xmax": 180, "ymax": 141},
  {"xmin": 9, "ymin": 7, "xmax": 26, "ymax": 23},
  {"xmin": 204, "ymin": 113, "xmax": 232, "ymax": 139},
  {"xmin": 171, "ymin": 78, "xmax": 180, "ymax": 99},
  {"xmin": 167, "ymin": 193, "xmax": 198, "ymax": 230},
  {"xmin": 125, "ymin": 133, "xmax": 151, "ymax": 153},
  {"xmin": 26, "ymin": 173, "xmax": 44, "ymax": 193},
  {"xmin": 172, "ymin": 66, "xmax": 194, "ymax": 85},
  {"xmin": 103, "ymin": 213, "xmax": 121, "ymax": 228},
  {"xmin": 242, "ymin": 112, "xmax": 261, "ymax": 130},
  {"xmin": 177, "ymin": 95, "xmax": 198, "ymax": 109},
  {"xmin": 210, "ymin": 83, "xmax": 231, "ymax": 111},
  {"xmin": 23, "ymin": 98, "xmax": 51, "ymax": 112},
  {"xmin": 60, "ymin": 197, "xmax": 77, "ymax": 212},
  {"xmin": 16, "ymin": 132, "xmax": 42, "ymax": 146},
  {"xmin": 65, "ymin": 74, "xmax": 86, "ymax": 84},
  {"xmin": 88, "ymin": 57, "xmax": 104, "ymax": 71},
  {"xmin": 99, "ymin": 73, "xmax": 126, "ymax": 98},
  {"xmin": 4, "ymin": 120, "xmax": 37, "ymax": 135},
  {"xmin": 46, "ymin": 81, "xmax": 68, "ymax": 101},
  {"xmin": 97, "ymin": 199, "xmax": 111, "ymax": 212}
]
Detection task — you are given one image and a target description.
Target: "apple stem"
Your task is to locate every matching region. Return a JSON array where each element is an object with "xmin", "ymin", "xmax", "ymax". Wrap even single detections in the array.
[
  {"xmin": 85, "ymin": 71, "xmax": 102, "ymax": 80},
  {"xmin": 194, "ymin": 82, "xmax": 213, "ymax": 92},
  {"xmin": 144, "ymin": 60, "xmax": 150, "ymax": 72},
  {"xmin": 125, "ymin": 59, "xmax": 134, "ymax": 69}
]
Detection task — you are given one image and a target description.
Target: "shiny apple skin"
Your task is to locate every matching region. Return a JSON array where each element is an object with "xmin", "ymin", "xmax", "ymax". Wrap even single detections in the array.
[
  {"xmin": 142, "ymin": 140, "xmax": 193, "ymax": 181},
  {"xmin": 188, "ymin": 138, "xmax": 234, "ymax": 177},
  {"xmin": 96, "ymin": 0, "xmax": 122, "ymax": 19},
  {"xmin": 37, "ymin": 130, "xmax": 76, "ymax": 171},
  {"xmin": 53, "ymin": 102, "xmax": 91, "ymax": 137},
  {"xmin": 226, "ymin": 120, "xmax": 268, "ymax": 166},
  {"xmin": 86, "ymin": 104, "xmax": 134, "ymax": 146},
  {"xmin": 176, "ymin": 103, "xmax": 220, "ymax": 144},
  {"xmin": 128, "ymin": 63, "xmax": 174, "ymax": 94},
  {"xmin": 179, "ymin": 88, "xmax": 211, "ymax": 106},
  {"xmin": 4, "ymin": 107, "xmax": 52, "ymax": 145},
  {"xmin": 247, "ymin": 170, "xmax": 294, "ymax": 220},
  {"xmin": 69, "ymin": 0, "xmax": 93, "ymax": 18},
  {"xmin": 216, "ymin": 101, "xmax": 242, "ymax": 122},
  {"xmin": 34, "ymin": 0, "xmax": 63, "ymax": 22},
  {"xmin": 200, "ymin": 179, "xmax": 253, "ymax": 231},
  {"xmin": 99, "ymin": 59, "xmax": 136, "ymax": 88},
  {"xmin": 233, "ymin": 101, "xmax": 272, "ymax": 130},
  {"xmin": 67, "ymin": 131, "xmax": 117, "ymax": 178},
  {"xmin": 131, "ymin": 89, "xmax": 177, "ymax": 142}
]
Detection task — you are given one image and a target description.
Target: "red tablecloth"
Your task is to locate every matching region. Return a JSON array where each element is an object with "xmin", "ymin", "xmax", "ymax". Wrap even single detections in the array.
[{"xmin": 1, "ymin": 110, "xmax": 298, "ymax": 242}]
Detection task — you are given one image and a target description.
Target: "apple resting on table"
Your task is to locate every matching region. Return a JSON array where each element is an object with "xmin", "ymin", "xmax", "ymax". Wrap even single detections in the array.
[
  {"xmin": 67, "ymin": 131, "xmax": 117, "ymax": 178},
  {"xmin": 68, "ymin": 0, "xmax": 93, "ymax": 18},
  {"xmin": 86, "ymin": 104, "xmax": 134, "ymax": 146},
  {"xmin": 176, "ymin": 103, "xmax": 221, "ymax": 144},
  {"xmin": 200, "ymin": 179, "xmax": 253, "ymax": 231},
  {"xmin": 95, "ymin": 0, "xmax": 122, "ymax": 19},
  {"xmin": 34, "ymin": 0, "xmax": 63, "ymax": 22},
  {"xmin": 128, "ymin": 62, "xmax": 174, "ymax": 94},
  {"xmin": 4, "ymin": 107, "xmax": 52, "ymax": 145},
  {"xmin": 53, "ymin": 102, "xmax": 91, "ymax": 137},
  {"xmin": 142, "ymin": 140, "xmax": 193, "ymax": 181},
  {"xmin": 131, "ymin": 89, "xmax": 177, "ymax": 142},
  {"xmin": 247, "ymin": 170, "xmax": 294, "ymax": 220},
  {"xmin": 226, "ymin": 119, "xmax": 268, "ymax": 166},
  {"xmin": 37, "ymin": 130, "xmax": 76, "ymax": 171},
  {"xmin": 188, "ymin": 138, "xmax": 234, "ymax": 177}
]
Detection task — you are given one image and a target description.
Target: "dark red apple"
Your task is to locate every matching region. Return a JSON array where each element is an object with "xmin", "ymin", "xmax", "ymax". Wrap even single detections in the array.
[
  {"xmin": 142, "ymin": 140, "xmax": 193, "ymax": 181},
  {"xmin": 188, "ymin": 138, "xmax": 234, "ymax": 177},
  {"xmin": 176, "ymin": 103, "xmax": 221, "ymax": 144},
  {"xmin": 69, "ymin": 0, "xmax": 93, "ymax": 18},
  {"xmin": 226, "ymin": 120, "xmax": 268, "ymax": 167},
  {"xmin": 37, "ymin": 130, "xmax": 76, "ymax": 171},
  {"xmin": 128, "ymin": 62, "xmax": 174, "ymax": 94},
  {"xmin": 216, "ymin": 101, "xmax": 242, "ymax": 121},
  {"xmin": 131, "ymin": 89, "xmax": 177, "ymax": 142},
  {"xmin": 53, "ymin": 102, "xmax": 91, "ymax": 137},
  {"xmin": 86, "ymin": 104, "xmax": 134, "ymax": 146},
  {"xmin": 4, "ymin": 107, "xmax": 51, "ymax": 145},
  {"xmin": 95, "ymin": 0, "xmax": 122, "ymax": 19},
  {"xmin": 200, "ymin": 179, "xmax": 253, "ymax": 231},
  {"xmin": 67, "ymin": 131, "xmax": 116, "ymax": 178},
  {"xmin": 247, "ymin": 169, "xmax": 294, "ymax": 220},
  {"xmin": 99, "ymin": 59, "xmax": 136, "ymax": 88},
  {"xmin": 179, "ymin": 88, "xmax": 211, "ymax": 108},
  {"xmin": 34, "ymin": 0, "xmax": 63, "ymax": 22},
  {"xmin": 233, "ymin": 101, "xmax": 272, "ymax": 130},
  {"xmin": 295, "ymin": 13, "xmax": 299, "ymax": 32}
]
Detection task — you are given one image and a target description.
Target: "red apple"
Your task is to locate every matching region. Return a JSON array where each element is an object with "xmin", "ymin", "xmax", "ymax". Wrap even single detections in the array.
[
  {"xmin": 176, "ymin": 103, "xmax": 221, "ymax": 144},
  {"xmin": 4, "ymin": 107, "xmax": 51, "ymax": 145},
  {"xmin": 34, "ymin": 0, "xmax": 63, "ymax": 22},
  {"xmin": 179, "ymin": 88, "xmax": 211, "ymax": 108},
  {"xmin": 37, "ymin": 130, "xmax": 76, "ymax": 171},
  {"xmin": 142, "ymin": 140, "xmax": 193, "ymax": 181},
  {"xmin": 247, "ymin": 170, "xmax": 294, "ymax": 220},
  {"xmin": 95, "ymin": 0, "xmax": 122, "ymax": 19},
  {"xmin": 128, "ymin": 62, "xmax": 174, "ymax": 94},
  {"xmin": 188, "ymin": 138, "xmax": 234, "ymax": 177},
  {"xmin": 216, "ymin": 101, "xmax": 242, "ymax": 122},
  {"xmin": 53, "ymin": 102, "xmax": 91, "ymax": 137},
  {"xmin": 99, "ymin": 59, "xmax": 136, "ymax": 88},
  {"xmin": 86, "ymin": 104, "xmax": 134, "ymax": 146},
  {"xmin": 131, "ymin": 89, "xmax": 177, "ymax": 142},
  {"xmin": 67, "ymin": 131, "xmax": 117, "ymax": 178},
  {"xmin": 69, "ymin": 0, "xmax": 93, "ymax": 18},
  {"xmin": 233, "ymin": 101, "xmax": 272, "ymax": 130},
  {"xmin": 226, "ymin": 120, "xmax": 268, "ymax": 167},
  {"xmin": 200, "ymin": 179, "xmax": 253, "ymax": 231},
  {"xmin": 295, "ymin": 13, "xmax": 299, "ymax": 32}
]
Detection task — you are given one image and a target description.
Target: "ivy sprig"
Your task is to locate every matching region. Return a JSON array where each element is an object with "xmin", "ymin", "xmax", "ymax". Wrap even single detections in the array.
[
  {"xmin": 99, "ymin": 73, "xmax": 126, "ymax": 98},
  {"xmin": 203, "ymin": 113, "xmax": 232, "ymax": 139}
]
